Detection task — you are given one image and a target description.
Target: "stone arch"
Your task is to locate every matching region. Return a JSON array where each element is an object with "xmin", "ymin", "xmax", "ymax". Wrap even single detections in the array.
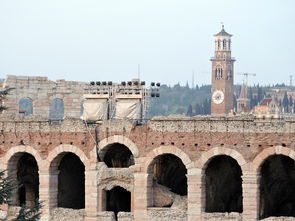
[
  {"xmin": 105, "ymin": 185, "xmax": 131, "ymax": 217},
  {"xmin": 4, "ymin": 146, "xmax": 42, "ymax": 206},
  {"xmin": 18, "ymin": 97, "xmax": 33, "ymax": 115},
  {"xmin": 252, "ymin": 146, "xmax": 295, "ymax": 174},
  {"xmin": 144, "ymin": 146, "xmax": 193, "ymax": 173},
  {"xmin": 49, "ymin": 98, "xmax": 64, "ymax": 120},
  {"xmin": 91, "ymin": 135, "xmax": 139, "ymax": 165},
  {"xmin": 196, "ymin": 147, "xmax": 246, "ymax": 171},
  {"xmin": 144, "ymin": 146, "xmax": 193, "ymax": 208},
  {"xmin": 46, "ymin": 145, "xmax": 89, "ymax": 209},
  {"xmin": 197, "ymin": 147, "xmax": 246, "ymax": 213},
  {"xmin": 98, "ymin": 135, "xmax": 139, "ymax": 157},
  {"xmin": 46, "ymin": 144, "xmax": 89, "ymax": 170},
  {"xmin": 252, "ymin": 146, "xmax": 295, "ymax": 219},
  {"xmin": 4, "ymin": 145, "xmax": 43, "ymax": 171}
]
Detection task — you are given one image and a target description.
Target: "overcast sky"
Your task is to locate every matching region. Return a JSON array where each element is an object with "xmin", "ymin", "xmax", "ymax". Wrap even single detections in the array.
[{"xmin": 0, "ymin": 0, "xmax": 294, "ymax": 86}]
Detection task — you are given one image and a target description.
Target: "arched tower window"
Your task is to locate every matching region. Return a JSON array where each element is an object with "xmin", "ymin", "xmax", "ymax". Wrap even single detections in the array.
[
  {"xmin": 19, "ymin": 97, "xmax": 33, "ymax": 116},
  {"xmin": 217, "ymin": 40, "xmax": 221, "ymax": 50},
  {"xmin": 227, "ymin": 70, "xmax": 232, "ymax": 80},
  {"xmin": 223, "ymin": 39, "xmax": 227, "ymax": 50},
  {"xmin": 49, "ymin": 98, "xmax": 64, "ymax": 120},
  {"xmin": 215, "ymin": 67, "xmax": 223, "ymax": 80}
]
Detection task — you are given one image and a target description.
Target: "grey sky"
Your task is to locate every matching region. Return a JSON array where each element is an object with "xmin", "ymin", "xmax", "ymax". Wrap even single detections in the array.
[{"xmin": 0, "ymin": 0, "xmax": 294, "ymax": 86}]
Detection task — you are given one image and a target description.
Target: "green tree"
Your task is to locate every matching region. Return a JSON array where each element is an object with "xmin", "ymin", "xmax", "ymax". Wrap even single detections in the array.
[
  {"xmin": 0, "ymin": 170, "xmax": 43, "ymax": 221},
  {"xmin": 0, "ymin": 87, "xmax": 13, "ymax": 112},
  {"xmin": 13, "ymin": 203, "xmax": 43, "ymax": 221},
  {"xmin": 186, "ymin": 104, "xmax": 193, "ymax": 117},
  {"xmin": 283, "ymin": 92, "xmax": 289, "ymax": 112},
  {"xmin": 0, "ymin": 170, "xmax": 15, "ymax": 205}
]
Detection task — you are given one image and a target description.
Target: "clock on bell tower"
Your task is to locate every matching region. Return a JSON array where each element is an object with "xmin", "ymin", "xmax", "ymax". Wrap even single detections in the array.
[{"xmin": 210, "ymin": 25, "xmax": 235, "ymax": 115}]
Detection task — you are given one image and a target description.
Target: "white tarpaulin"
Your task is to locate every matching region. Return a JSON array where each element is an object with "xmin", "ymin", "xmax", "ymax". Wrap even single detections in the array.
[
  {"xmin": 114, "ymin": 99, "xmax": 141, "ymax": 119},
  {"xmin": 81, "ymin": 98, "xmax": 108, "ymax": 121}
]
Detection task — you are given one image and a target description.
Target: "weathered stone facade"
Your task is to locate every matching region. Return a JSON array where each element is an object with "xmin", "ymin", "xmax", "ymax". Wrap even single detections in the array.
[
  {"xmin": 1, "ymin": 115, "xmax": 295, "ymax": 220},
  {"xmin": 1, "ymin": 76, "xmax": 295, "ymax": 221}
]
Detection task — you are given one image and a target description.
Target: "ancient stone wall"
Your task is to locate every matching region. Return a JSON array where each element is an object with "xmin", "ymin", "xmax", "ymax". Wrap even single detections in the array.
[
  {"xmin": 1, "ymin": 76, "xmax": 295, "ymax": 220},
  {"xmin": 2, "ymin": 75, "xmax": 85, "ymax": 118}
]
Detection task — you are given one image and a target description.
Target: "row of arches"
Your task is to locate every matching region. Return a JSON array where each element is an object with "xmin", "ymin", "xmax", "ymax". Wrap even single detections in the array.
[
  {"xmin": 19, "ymin": 97, "xmax": 64, "ymax": 120},
  {"xmin": 2, "ymin": 141, "xmax": 295, "ymax": 220}
]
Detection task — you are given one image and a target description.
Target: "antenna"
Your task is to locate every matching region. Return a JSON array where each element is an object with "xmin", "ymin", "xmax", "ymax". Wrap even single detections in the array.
[{"xmin": 237, "ymin": 72, "xmax": 256, "ymax": 98}]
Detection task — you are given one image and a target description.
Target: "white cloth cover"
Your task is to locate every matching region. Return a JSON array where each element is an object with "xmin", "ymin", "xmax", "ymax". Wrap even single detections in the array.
[
  {"xmin": 114, "ymin": 99, "xmax": 141, "ymax": 119},
  {"xmin": 82, "ymin": 98, "xmax": 108, "ymax": 121}
]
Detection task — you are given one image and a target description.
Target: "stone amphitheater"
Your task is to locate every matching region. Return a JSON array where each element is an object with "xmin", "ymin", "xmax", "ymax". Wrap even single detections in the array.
[{"xmin": 1, "ymin": 75, "xmax": 295, "ymax": 221}]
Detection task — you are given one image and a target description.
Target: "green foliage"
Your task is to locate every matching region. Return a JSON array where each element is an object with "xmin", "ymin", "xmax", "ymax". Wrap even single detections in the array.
[
  {"xmin": 149, "ymin": 83, "xmax": 278, "ymax": 117},
  {"xmin": 13, "ymin": 202, "xmax": 43, "ymax": 221},
  {"xmin": 0, "ymin": 87, "xmax": 13, "ymax": 112},
  {"xmin": 0, "ymin": 170, "xmax": 16, "ymax": 205},
  {"xmin": 149, "ymin": 84, "xmax": 211, "ymax": 117},
  {"xmin": 0, "ymin": 170, "xmax": 43, "ymax": 221}
]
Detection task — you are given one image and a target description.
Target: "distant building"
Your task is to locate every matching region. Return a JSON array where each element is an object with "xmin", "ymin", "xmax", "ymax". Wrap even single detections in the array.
[
  {"xmin": 210, "ymin": 25, "xmax": 235, "ymax": 115},
  {"xmin": 237, "ymin": 83, "xmax": 251, "ymax": 113},
  {"xmin": 252, "ymin": 98, "xmax": 280, "ymax": 118}
]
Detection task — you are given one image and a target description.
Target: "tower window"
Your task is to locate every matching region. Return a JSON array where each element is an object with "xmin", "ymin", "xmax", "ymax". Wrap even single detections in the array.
[
  {"xmin": 223, "ymin": 39, "xmax": 227, "ymax": 50},
  {"xmin": 217, "ymin": 40, "xmax": 221, "ymax": 50},
  {"xmin": 227, "ymin": 71, "xmax": 232, "ymax": 80},
  {"xmin": 215, "ymin": 68, "xmax": 223, "ymax": 80}
]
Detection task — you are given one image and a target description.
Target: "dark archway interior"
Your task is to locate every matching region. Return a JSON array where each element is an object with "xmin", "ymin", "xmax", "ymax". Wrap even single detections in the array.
[
  {"xmin": 205, "ymin": 155, "xmax": 242, "ymax": 213},
  {"xmin": 152, "ymin": 154, "xmax": 187, "ymax": 196},
  {"xmin": 260, "ymin": 155, "xmax": 295, "ymax": 219},
  {"xmin": 58, "ymin": 153, "xmax": 85, "ymax": 209},
  {"xmin": 103, "ymin": 143, "xmax": 134, "ymax": 168},
  {"xmin": 106, "ymin": 186, "xmax": 131, "ymax": 219},
  {"xmin": 17, "ymin": 153, "xmax": 39, "ymax": 207}
]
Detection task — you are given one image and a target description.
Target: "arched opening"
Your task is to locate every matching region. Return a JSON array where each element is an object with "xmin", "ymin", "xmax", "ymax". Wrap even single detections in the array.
[
  {"xmin": 7, "ymin": 153, "xmax": 39, "ymax": 207},
  {"xmin": 49, "ymin": 152, "xmax": 85, "ymax": 209},
  {"xmin": 57, "ymin": 153, "xmax": 85, "ymax": 209},
  {"xmin": 106, "ymin": 186, "xmax": 131, "ymax": 219},
  {"xmin": 102, "ymin": 143, "xmax": 134, "ymax": 168},
  {"xmin": 148, "ymin": 154, "xmax": 187, "ymax": 208},
  {"xmin": 205, "ymin": 155, "xmax": 242, "ymax": 213},
  {"xmin": 19, "ymin": 97, "xmax": 33, "ymax": 116},
  {"xmin": 49, "ymin": 98, "xmax": 64, "ymax": 120},
  {"xmin": 259, "ymin": 155, "xmax": 295, "ymax": 219}
]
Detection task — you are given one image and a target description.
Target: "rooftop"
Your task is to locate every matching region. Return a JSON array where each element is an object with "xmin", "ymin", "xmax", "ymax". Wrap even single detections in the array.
[{"xmin": 214, "ymin": 25, "xmax": 232, "ymax": 37}]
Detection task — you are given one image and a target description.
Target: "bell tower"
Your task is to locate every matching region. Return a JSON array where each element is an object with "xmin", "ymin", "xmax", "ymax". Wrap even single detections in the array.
[{"xmin": 210, "ymin": 25, "xmax": 235, "ymax": 115}]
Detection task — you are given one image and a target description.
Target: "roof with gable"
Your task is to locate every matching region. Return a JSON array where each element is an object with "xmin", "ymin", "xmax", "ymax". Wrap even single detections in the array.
[{"xmin": 259, "ymin": 98, "xmax": 273, "ymax": 106}]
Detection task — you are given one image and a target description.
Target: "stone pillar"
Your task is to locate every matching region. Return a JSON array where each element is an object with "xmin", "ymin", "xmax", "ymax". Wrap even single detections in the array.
[
  {"xmin": 133, "ymin": 173, "xmax": 149, "ymax": 221},
  {"xmin": 48, "ymin": 171, "xmax": 59, "ymax": 209},
  {"xmin": 187, "ymin": 168, "xmax": 203, "ymax": 221},
  {"xmin": 39, "ymin": 170, "xmax": 50, "ymax": 221},
  {"xmin": 85, "ymin": 166, "xmax": 98, "ymax": 221},
  {"xmin": 242, "ymin": 171, "xmax": 259, "ymax": 221},
  {"xmin": 97, "ymin": 188, "xmax": 106, "ymax": 212}
]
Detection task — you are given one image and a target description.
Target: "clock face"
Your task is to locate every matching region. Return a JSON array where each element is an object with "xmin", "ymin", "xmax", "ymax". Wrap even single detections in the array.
[{"xmin": 212, "ymin": 90, "xmax": 224, "ymax": 104}]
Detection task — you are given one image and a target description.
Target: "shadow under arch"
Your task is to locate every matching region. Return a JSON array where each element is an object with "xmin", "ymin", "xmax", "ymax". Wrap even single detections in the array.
[
  {"xmin": 197, "ymin": 147, "xmax": 246, "ymax": 213},
  {"xmin": 46, "ymin": 145, "xmax": 89, "ymax": 210},
  {"xmin": 144, "ymin": 146, "xmax": 193, "ymax": 208},
  {"xmin": 4, "ymin": 146, "xmax": 42, "ymax": 206},
  {"xmin": 92, "ymin": 135, "xmax": 139, "ymax": 167},
  {"xmin": 252, "ymin": 146, "xmax": 295, "ymax": 219}
]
